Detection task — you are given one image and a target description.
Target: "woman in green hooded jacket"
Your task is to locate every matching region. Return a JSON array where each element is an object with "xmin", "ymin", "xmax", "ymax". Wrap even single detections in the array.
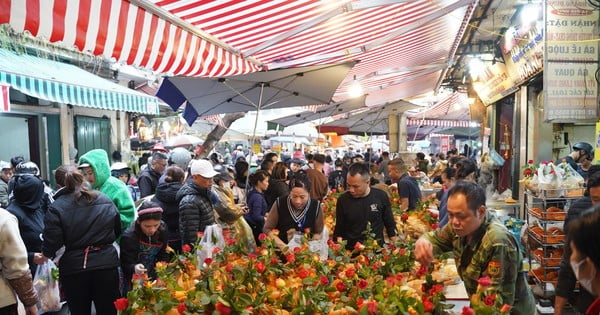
[{"xmin": 79, "ymin": 149, "xmax": 135, "ymax": 235}]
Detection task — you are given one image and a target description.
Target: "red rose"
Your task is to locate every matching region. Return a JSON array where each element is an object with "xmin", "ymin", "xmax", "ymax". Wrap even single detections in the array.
[
  {"xmin": 483, "ymin": 294, "xmax": 496, "ymax": 306},
  {"xmin": 197, "ymin": 231, "xmax": 204, "ymax": 238},
  {"xmin": 258, "ymin": 233, "xmax": 267, "ymax": 241},
  {"xmin": 254, "ymin": 261, "xmax": 266, "ymax": 273},
  {"xmin": 431, "ymin": 223, "xmax": 439, "ymax": 229},
  {"xmin": 395, "ymin": 273, "xmax": 404, "ymax": 281},
  {"xmin": 181, "ymin": 244, "xmax": 191, "ymax": 253},
  {"xmin": 336, "ymin": 281, "xmax": 346, "ymax": 291},
  {"xmin": 423, "ymin": 299, "xmax": 434, "ymax": 312},
  {"xmin": 353, "ymin": 242, "xmax": 364, "ymax": 250},
  {"xmin": 417, "ymin": 265, "xmax": 427, "ymax": 277},
  {"xmin": 399, "ymin": 248, "xmax": 406, "ymax": 255},
  {"xmin": 225, "ymin": 263, "xmax": 233, "ymax": 272},
  {"xmin": 345, "ymin": 268, "xmax": 356, "ymax": 278},
  {"xmin": 270, "ymin": 257, "xmax": 279, "ymax": 265},
  {"xmin": 524, "ymin": 169, "xmax": 533, "ymax": 176},
  {"xmin": 215, "ymin": 301, "xmax": 232, "ymax": 315},
  {"xmin": 385, "ymin": 277, "xmax": 396, "ymax": 287},
  {"xmin": 248, "ymin": 253, "xmax": 257, "ymax": 260},
  {"xmin": 367, "ymin": 301, "xmax": 378, "ymax": 314},
  {"xmin": 212, "ymin": 247, "xmax": 221, "ymax": 254},
  {"xmin": 430, "ymin": 212, "xmax": 439, "ymax": 219},
  {"xmin": 477, "ymin": 276, "xmax": 492, "ymax": 287},
  {"xmin": 461, "ymin": 306, "xmax": 475, "ymax": 315},
  {"xmin": 204, "ymin": 258, "xmax": 213, "ymax": 265},
  {"xmin": 500, "ymin": 304, "xmax": 512, "ymax": 313},
  {"xmin": 356, "ymin": 297, "xmax": 365, "ymax": 307},
  {"xmin": 319, "ymin": 275, "xmax": 329, "ymax": 286},
  {"xmin": 286, "ymin": 254, "xmax": 296, "ymax": 263},
  {"xmin": 113, "ymin": 298, "xmax": 129, "ymax": 311},
  {"xmin": 298, "ymin": 268, "xmax": 310, "ymax": 279},
  {"xmin": 528, "ymin": 159, "xmax": 534, "ymax": 164},
  {"xmin": 429, "ymin": 284, "xmax": 444, "ymax": 295},
  {"xmin": 401, "ymin": 213, "xmax": 409, "ymax": 221},
  {"xmin": 358, "ymin": 279, "xmax": 368, "ymax": 289},
  {"xmin": 177, "ymin": 302, "xmax": 187, "ymax": 314}
]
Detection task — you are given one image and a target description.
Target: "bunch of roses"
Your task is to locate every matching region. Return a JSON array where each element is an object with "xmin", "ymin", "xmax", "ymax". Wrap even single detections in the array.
[
  {"xmin": 462, "ymin": 276, "xmax": 512, "ymax": 315},
  {"xmin": 115, "ymin": 227, "xmax": 454, "ymax": 314}
]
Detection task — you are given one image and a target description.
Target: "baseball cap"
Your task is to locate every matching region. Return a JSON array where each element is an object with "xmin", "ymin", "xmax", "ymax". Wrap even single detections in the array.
[
  {"xmin": 0, "ymin": 161, "xmax": 10, "ymax": 170},
  {"xmin": 151, "ymin": 143, "xmax": 169, "ymax": 153},
  {"xmin": 190, "ymin": 159, "xmax": 218, "ymax": 178}
]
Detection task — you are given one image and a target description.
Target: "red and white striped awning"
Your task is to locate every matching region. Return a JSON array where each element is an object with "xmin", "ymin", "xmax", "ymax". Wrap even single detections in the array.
[
  {"xmin": 1, "ymin": 0, "xmax": 259, "ymax": 77},
  {"xmin": 407, "ymin": 91, "xmax": 470, "ymax": 120},
  {"xmin": 1, "ymin": 0, "xmax": 477, "ymax": 106},
  {"xmin": 151, "ymin": 0, "xmax": 477, "ymax": 104},
  {"xmin": 407, "ymin": 118, "xmax": 479, "ymax": 128}
]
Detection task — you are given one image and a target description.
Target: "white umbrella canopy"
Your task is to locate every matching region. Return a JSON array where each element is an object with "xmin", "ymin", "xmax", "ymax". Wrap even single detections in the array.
[
  {"xmin": 156, "ymin": 61, "xmax": 358, "ymax": 117},
  {"xmin": 269, "ymin": 95, "xmax": 367, "ymax": 127},
  {"xmin": 164, "ymin": 135, "xmax": 203, "ymax": 148},
  {"xmin": 319, "ymin": 100, "xmax": 421, "ymax": 135}
]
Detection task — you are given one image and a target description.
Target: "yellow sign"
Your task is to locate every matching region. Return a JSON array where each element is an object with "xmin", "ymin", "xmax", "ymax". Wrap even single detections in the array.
[
  {"xmin": 472, "ymin": 63, "xmax": 518, "ymax": 105},
  {"xmin": 253, "ymin": 143, "xmax": 261, "ymax": 154},
  {"xmin": 272, "ymin": 144, "xmax": 282, "ymax": 153}
]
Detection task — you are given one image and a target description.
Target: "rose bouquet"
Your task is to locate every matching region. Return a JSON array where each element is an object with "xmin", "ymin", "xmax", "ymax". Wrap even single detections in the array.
[{"xmin": 461, "ymin": 277, "xmax": 512, "ymax": 315}]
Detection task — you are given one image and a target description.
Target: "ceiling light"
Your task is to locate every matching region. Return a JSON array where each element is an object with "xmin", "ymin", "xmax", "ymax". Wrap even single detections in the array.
[{"xmin": 349, "ymin": 75, "xmax": 363, "ymax": 98}]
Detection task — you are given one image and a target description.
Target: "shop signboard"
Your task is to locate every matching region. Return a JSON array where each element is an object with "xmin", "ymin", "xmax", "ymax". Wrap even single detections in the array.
[
  {"xmin": 472, "ymin": 63, "xmax": 518, "ymax": 105},
  {"xmin": 440, "ymin": 135, "xmax": 450, "ymax": 153},
  {"xmin": 544, "ymin": 1, "xmax": 599, "ymax": 122},
  {"xmin": 501, "ymin": 20, "xmax": 544, "ymax": 86}
]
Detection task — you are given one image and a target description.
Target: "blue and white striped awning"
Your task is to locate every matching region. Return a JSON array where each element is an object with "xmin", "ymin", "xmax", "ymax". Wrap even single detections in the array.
[{"xmin": 0, "ymin": 48, "xmax": 159, "ymax": 115}]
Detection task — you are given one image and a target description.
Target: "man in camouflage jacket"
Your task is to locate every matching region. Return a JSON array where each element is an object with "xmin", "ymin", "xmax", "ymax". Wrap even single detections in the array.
[{"xmin": 415, "ymin": 182, "xmax": 535, "ymax": 314}]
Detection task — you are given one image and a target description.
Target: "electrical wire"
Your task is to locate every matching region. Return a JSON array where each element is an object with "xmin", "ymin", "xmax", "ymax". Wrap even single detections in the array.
[{"xmin": 587, "ymin": 0, "xmax": 600, "ymax": 9}]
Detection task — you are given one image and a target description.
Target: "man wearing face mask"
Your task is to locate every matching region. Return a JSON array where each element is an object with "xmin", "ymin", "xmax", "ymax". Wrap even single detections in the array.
[
  {"xmin": 415, "ymin": 182, "xmax": 535, "ymax": 314},
  {"xmin": 555, "ymin": 171, "xmax": 600, "ymax": 315}
]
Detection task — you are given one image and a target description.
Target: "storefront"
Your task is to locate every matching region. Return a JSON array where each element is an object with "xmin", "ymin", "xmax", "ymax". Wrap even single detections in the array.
[{"xmin": 0, "ymin": 48, "xmax": 159, "ymax": 182}]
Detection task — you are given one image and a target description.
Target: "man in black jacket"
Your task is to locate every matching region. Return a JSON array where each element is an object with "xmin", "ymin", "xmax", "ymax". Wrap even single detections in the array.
[
  {"xmin": 177, "ymin": 159, "xmax": 218, "ymax": 246},
  {"xmin": 555, "ymin": 170, "xmax": 600, "ymax": 314},
  {"xmin": 138, "ymin": 151, "xmax": 168, "ymax": 198}
]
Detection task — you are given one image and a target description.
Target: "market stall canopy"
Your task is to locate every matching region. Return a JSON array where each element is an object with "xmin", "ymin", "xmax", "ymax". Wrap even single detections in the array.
[
  {"xmin": 2, "ymin": 0, "xmax": 477, "ymax": 104},
  {"xmin": 190, "ymin": 119, "xmax": 249, "ymax": 142},
  {"xmin": 268, "ymin": 136, "xmax": 311, "ymax": 146},
  {"xmin": 268, "ymin": 96, "xmax": 366, "ymax": 128},
  {"xmin": 318, "ymin": 102, "xmax": 420, "ymax": 135},
  {"xmin": 407, "ymin": 92, "xmax": 471, "ymax": 120},
  {"xmin": 405, "ymin": 91, "xmax": 476, "ymax": 140},
  {"xmin": 156, "ymin": 61, "xmax": 356, "ymax": 123},
  {"xmin": 0, "ymin": 48, "xmax": 159, "ymax": 114},
  {"xmin": 164, "ymin": 134, "xmax": 203, "ymax": 148}
]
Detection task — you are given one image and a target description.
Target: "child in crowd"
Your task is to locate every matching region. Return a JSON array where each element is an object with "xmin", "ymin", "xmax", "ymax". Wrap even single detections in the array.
[{"xmin": 120, "ymin": 201, "xmax": 169, "ymax": 293}]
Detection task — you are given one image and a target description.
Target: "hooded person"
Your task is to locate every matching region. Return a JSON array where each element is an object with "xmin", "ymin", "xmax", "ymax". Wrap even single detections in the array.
[
  {"xmin": 79, "ymin": 149, "xmax": 135, "ymax": 235},
  {"xmin": 6, "ymin": 171, "xmax": 46, "ymax": 276}
]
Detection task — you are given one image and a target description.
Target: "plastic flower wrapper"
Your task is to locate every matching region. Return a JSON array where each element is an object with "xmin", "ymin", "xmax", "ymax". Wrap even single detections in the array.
[{"xmin": 557, "ymin": 159, "xmax": 584, "ymax": 189}]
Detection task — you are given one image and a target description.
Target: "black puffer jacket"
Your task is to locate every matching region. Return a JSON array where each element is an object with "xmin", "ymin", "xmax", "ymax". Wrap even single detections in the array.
[
  {"xmin": 6, "ymin": 175, "xmax": 45, "ymax": 275},
  {"xmin": 138, "ymin": 167, "xmax": 162, "ymax": 198},
  {"xmin": 152, "ymin": 182, "xmax": 183, "ymax": 242},
  {"xmin": 42, "ymin": 188, "xmax": 121, "ymax": 276},
  {"xmin": 177, "ymin": 182, "xmax": 215, "ymax": 245}
]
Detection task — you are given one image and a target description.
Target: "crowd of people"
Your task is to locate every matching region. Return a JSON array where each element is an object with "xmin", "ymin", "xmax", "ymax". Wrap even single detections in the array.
[{"xmin": 2, "ymin": 141, "xmax": 600, "ymax": 314}]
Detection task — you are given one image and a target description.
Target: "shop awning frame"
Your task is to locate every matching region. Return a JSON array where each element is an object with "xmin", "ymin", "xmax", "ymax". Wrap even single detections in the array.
[{"xmin": 0, "ymin": 48, "xmax": 159, "ymax": 114}]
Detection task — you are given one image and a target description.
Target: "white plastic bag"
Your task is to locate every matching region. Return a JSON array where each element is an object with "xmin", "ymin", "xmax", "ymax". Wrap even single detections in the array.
[
  {"xmin": 308, "ymin": 227, "xmax": 329, "ymax": 261},
  {"xmin": 287, "ymin": 233, "xmax": 303, "ymax": 251},
  {"xmin": 33, "ymin": 260, "xmax": 61, "ymax": 313},
  {"xmin": 197, "ymin": 224, "xmax": 225, "ymax": 268}
]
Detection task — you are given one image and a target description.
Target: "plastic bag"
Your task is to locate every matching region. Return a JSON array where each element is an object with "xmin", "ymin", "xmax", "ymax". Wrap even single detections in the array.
[
  {"xmin": 287, "ymin": 233, "xmax": 303, "ymax": 251},
  {"xmin": 489, "ymin": 149, "xmax": 505, "ymax": 168},
  {"xmin": 197, "ymin": 224, "xmax": 225, "ymax": 268},
  {"xmin": 33, "ymin": 260, "xmax": 61, "ymax": 313},
  {"xmin": 308, "ymin": 227, "xmax": 329, "ymax": 261}
]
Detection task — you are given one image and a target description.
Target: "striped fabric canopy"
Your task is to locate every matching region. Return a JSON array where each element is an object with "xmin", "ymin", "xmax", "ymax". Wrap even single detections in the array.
[
  {"xmin": 407, "ymin": 119, "xmax": 479, "ymax": 128},
  {"xmin": 1, "ymin": 0, "xmax": 477, "ymax": 107},
  {"xmin": 407, "ymin": 91, "xmax": 470, "ymax": 120},
  {"xmin": 0, "ymin": 48, "xmax": 159, "ymax": 114}
]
